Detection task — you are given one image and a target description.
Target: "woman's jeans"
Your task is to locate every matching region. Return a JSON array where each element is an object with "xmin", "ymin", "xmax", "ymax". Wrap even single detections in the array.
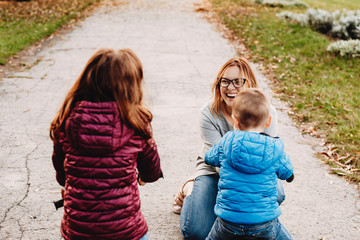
[
  {"xmin": 206, "ymin": 217, "xmax": 293, "ymax": 240},
  {"xmin": 180, "ymin": 175, "xmax": 286, "ymax": 240}
]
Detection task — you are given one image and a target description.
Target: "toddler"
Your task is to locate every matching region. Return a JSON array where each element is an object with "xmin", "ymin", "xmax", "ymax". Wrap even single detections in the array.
[{"xmin": 205, "ymin": 88, "xmax": 294, "ymax": 240}]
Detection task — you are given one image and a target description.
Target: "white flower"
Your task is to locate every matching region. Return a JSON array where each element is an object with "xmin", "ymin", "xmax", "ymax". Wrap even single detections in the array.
[
  {"xmin": 254, "ymin": 0, "xmax": 308, "ymax": 8},
  {"xmin": 278, "ymin": 8, "xmax": 360, "ymax": 40},
  {"xmin": 327, "ymin": 39, "xmax": 360, "ymax": 57}
]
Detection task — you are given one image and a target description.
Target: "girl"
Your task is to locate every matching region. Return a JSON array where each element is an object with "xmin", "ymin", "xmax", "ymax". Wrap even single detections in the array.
[{"xmin": 50, "ymin": 48, "xmax": 162, "ymax": 240}]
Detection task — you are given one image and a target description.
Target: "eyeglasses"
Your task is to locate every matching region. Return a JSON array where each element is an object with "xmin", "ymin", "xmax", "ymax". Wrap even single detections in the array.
[{"xmin": 218, "ymin": 77, "xmax": 246, "ymax": 88}]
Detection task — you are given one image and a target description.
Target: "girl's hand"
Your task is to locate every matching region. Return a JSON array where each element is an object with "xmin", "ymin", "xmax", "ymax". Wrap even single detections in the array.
[
  {"xmin": 146, "ymin": 137, "xmax": 155, "ymax": 148},
  {"xmin": 138, "ymin": 176, "xmax": 147, "ymax": 186}
]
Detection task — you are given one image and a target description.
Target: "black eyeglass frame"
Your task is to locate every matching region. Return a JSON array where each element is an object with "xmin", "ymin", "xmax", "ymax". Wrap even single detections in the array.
[{"xmin": 218, "ymin": 77, "xmax": 246, "ymax": 88}]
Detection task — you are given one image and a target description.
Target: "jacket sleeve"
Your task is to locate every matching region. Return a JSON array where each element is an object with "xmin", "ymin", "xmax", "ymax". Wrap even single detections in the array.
[
  {"xmin": 137, "ymin": 137, "xmax": 163, "ymax": 183},
  {"xmin": 205, "ymin": 145, "xmax": 221, "ymax": 167},
  {"xmin": 52, "ymin": 141, "xmax": 66, "ymax": 187},
  {"xmin": 205, "ymin": 134, "xmax": 228, "ymax": 168},
  {"xmin": 277, "ymin": 151, "xmax": 294, "ymax": 181}
]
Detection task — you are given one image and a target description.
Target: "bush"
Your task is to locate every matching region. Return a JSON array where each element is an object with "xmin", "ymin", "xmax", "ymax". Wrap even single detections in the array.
[
  {"xmin": 277, "ymin": 11, "xmax": 306, "ymax": 23},
  {"xmin": 306, "ymin": 8, "xmax": 333, "ymax": 33},
  {"xmin": 278, "ymin": 8, "xmax": 360, "ymax": 40},
  {"xmin": 254, "ymin": 0, "xmax": 308, "ymax": 8},
  {"xmin": 327, "ymin": 39, "xmax": 360, "ymax": 57},
  {"xmin": 331, "ymin": 10, "xmax": 360, "ymax": 39}
]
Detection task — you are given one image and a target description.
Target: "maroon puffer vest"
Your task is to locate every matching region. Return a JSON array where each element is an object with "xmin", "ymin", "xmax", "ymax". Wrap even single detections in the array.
[{"xmin": 53, "ymin": 101, "xmax": 162, "ymax": 240}]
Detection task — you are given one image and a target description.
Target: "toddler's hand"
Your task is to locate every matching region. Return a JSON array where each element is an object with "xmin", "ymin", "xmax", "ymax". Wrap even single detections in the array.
[{"xmin": 286, "ymin": 174, "xmax": 294, "ymax": 183}]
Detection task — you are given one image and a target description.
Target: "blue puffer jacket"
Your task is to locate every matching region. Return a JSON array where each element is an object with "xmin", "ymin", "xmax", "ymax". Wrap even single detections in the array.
[{"xmin": 205, "ymin": 131, "xmax": 293, "ymax": 224}]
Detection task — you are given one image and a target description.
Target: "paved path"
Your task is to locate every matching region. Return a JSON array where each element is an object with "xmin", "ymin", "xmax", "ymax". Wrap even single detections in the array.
[{"xmin": 0, "ymin": 0, "xmax": 359, "ymax": 239}]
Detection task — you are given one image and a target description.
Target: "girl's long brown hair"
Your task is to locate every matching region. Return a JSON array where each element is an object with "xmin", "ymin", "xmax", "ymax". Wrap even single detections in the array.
[
  {"xmin": 50, "ymin": 48, "xmax": 152, "ymax": 141},
  {"xmin": 210, "ymin": 57, "xmax": 258, "ymax": 116}
]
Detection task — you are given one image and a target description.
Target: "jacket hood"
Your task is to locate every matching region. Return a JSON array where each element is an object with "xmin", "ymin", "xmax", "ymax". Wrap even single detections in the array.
[
  {"xmin": 65, "ymin": 101, "xmax": 133, "ymax": 156},
  {"xmin": 225, "ymin": 131, "xmax": 283, "ymax": 174}
]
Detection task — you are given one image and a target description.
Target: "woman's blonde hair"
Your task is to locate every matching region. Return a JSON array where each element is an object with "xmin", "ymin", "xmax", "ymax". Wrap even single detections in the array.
[
  {"xmin": 50, "ymin": 48, "xmax": 152, "ymax": 141},
  {"xmin": 210, "ymin": 57, "xmax": 258, "ymax": 116}
]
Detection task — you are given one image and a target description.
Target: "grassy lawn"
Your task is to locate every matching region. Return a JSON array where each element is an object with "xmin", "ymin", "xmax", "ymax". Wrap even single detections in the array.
[
  {"xmin": 0, "ymin": 0, "xmax": 101, "ymax": 65},
  {"xmin": 209, "ymin": 0, "xmax": 360, "ymax": 182}
]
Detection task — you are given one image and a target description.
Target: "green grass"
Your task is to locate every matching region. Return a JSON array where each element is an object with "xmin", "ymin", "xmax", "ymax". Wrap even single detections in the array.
[
  {"xmin": 210, "ymin": 0, "xmax": 360, "ymax": 182},
  {"xmin": 0, "ymin": 0, "xmax": 100, "ymax": 65},
  {"xmin": 0, "ymin": 19, "xmax": 68, "ymax": 64}
]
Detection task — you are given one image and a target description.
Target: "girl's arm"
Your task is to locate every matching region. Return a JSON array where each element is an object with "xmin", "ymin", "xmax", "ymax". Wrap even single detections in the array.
[
  {"xmin": 137, "ymin": 138, "xmax": 163, "ymax": 183},
  {"xmin": 52, "ymin": 141, "xmax": 66, "ymax": 187}
]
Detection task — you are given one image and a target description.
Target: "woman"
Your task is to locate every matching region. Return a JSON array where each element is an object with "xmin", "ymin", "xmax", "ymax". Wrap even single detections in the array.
[{"xmin": 173, "ymin": 57, "xmax": 284, "ymax": 240}]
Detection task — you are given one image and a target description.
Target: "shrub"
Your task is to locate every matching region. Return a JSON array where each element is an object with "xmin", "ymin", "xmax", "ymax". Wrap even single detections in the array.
[
  {"xmin": 254, "ymin": 0, "xmax": 308, "ymax": 8},
  {"xmin": 277, "ymin": 11, "xmax": 306, "ymax": 23},
  {"xmin": 278, "ymin": 8, "xmax": 360, "ymax": 40},
  {"xmin": 327, "ymin": 39, "xmax": 360, "ymax": 57},
  {"xmin": 331, "ymin": 10, "xmax": 360, "ymax": 39},
  {"xmin": 306, "ymin": 8, "xmax": 333, "ymax": 33}
]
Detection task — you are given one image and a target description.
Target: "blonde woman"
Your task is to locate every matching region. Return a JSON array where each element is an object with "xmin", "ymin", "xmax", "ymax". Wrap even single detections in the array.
[{"xmin": 173, "ymin": 57, "xmax": 284, "ymax": 240}]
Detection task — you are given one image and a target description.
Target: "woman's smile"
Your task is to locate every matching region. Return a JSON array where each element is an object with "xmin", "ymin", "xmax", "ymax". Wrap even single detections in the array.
[
  {"xmin": 225, "ymin": 92, "xmax": 237, "ymax": 98},
  {"xmin": 220, "ymin": 66, "xmax": 247, "ymax": 108}
]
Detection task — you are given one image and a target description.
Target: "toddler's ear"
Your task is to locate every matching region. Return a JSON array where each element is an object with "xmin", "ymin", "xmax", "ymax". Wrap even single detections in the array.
[
  {"xmin": 265, "ymin": 115, "xmax": 272, "ymax": 128},
  {"xmin": 232, "ymin": 114, "xmax": 240, "ymax": 130}
]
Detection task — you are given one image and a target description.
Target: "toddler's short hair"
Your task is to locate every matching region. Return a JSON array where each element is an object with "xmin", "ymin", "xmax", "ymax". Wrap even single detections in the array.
[{"xmin": 232, "ymin": 89, "xmax": 270, "ymax": 131}]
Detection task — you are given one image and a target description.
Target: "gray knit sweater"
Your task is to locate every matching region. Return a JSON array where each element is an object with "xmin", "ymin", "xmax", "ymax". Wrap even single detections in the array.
[{"xmin": 195, "ymin": 102, "xmax": 279, "ymax": 178}]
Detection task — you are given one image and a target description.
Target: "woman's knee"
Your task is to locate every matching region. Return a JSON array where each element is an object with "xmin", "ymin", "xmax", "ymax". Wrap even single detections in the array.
[{"xmin": 180, "ymin": 175, "xmax": 219, "ymax": 239}]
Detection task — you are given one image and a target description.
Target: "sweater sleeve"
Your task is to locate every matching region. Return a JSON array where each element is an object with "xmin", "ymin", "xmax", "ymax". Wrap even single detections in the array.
[
  {"xmin": 200, "ymin": 109, "xmax": 223, "ymax": 150},
  {"xmin": 137, "ymin": 138, "xmax": 163, "ymax": 183},
  {"xmin": 195, "ymin": 103, "xmax": 234, "ymax": 177},
  {"xmin": 52, "ymin": 141, "xmax": 66, "ymax": 187}
]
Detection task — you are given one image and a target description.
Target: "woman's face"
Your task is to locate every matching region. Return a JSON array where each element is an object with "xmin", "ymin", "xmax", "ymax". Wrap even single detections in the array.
[{"xmin": 219, "ymin": 66, "xmax": 247, "ymax": 109}]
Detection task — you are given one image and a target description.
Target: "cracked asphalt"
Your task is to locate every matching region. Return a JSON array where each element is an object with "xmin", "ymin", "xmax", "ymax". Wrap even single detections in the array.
[{"xmin": 0, "ymin": 0, "xmax": 359, "ymax": 239}]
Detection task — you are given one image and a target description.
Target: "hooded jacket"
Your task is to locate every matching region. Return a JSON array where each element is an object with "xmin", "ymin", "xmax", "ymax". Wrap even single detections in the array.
[
  {"xmin": 205, "ymin": 131, "xmax": 293, "ymax": 224},
  {"xmin": 52, "ymin": 101, "xmax": 162, "ymax": 240}
]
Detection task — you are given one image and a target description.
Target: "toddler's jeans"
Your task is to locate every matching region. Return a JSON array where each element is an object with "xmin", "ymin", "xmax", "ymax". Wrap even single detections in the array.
[{"xmin": 206, "ymin": 217, "xmax": 293, "ymax": 240}]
